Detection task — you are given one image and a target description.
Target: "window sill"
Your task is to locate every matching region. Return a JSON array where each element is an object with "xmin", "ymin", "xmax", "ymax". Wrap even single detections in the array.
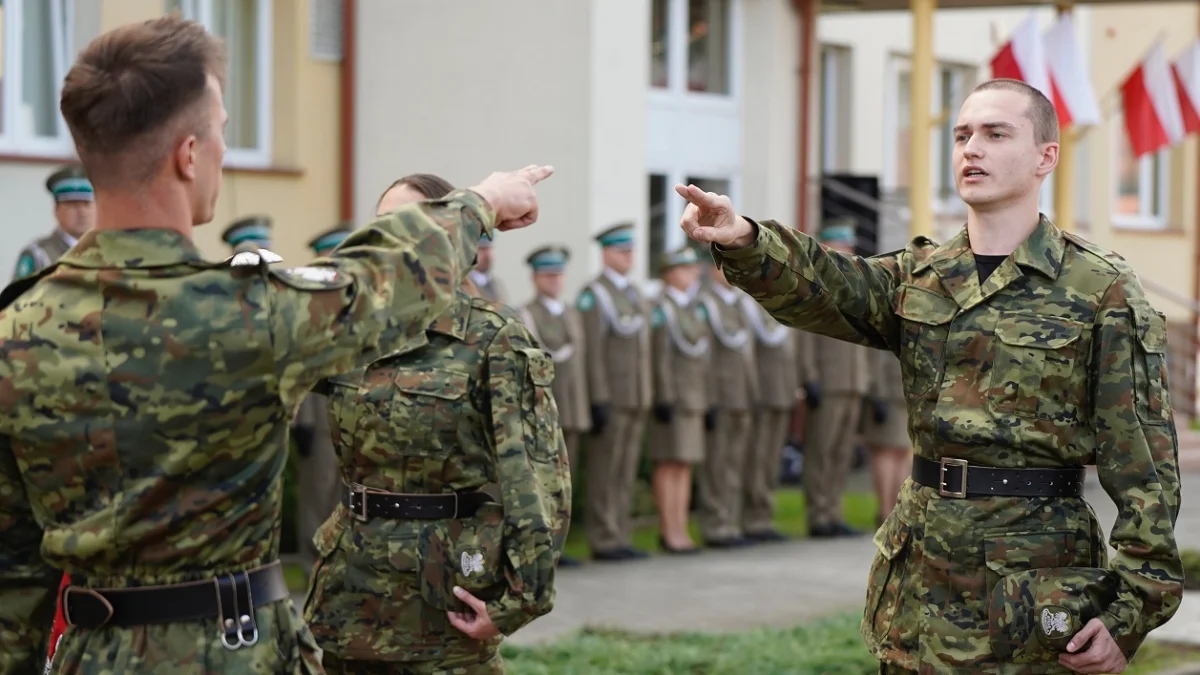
[
  {"xmin": 223, "ymin": 164, "xmax": 305, "ymax": 178},
  {"xmin": 0, "ymin": 152, "xmax": 303, "ymax": 177},
  {"xmin": 0, "ymin": 152, "xmax": 78, "ymax": 166},
  {"xmin": 1112, "ymin": 222, "xmax": 1184, "ymax": 236}
]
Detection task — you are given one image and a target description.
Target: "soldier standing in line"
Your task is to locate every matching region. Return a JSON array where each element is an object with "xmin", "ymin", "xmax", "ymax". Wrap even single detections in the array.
[
  {"xmin": 291, "ymin": 223, "xmax": 356, "ymax": 573},
  {"xmin": 739, "ymin": 294, "xmax": 800, "ymax": 543},
  {"xmin": 0, "ymin": 15, "xmax": 555, "ymax": 674},
  {"xmin": 648, "ymin": 246, "xmax": 709, "ymax": 554},
  {"xmin": 800, "ymin": 219, "xmax": 871, "ymax": 539},
  {"xmin": 576, "ymin": 222, "xmax": 653, "ymax": 561},
  {"xmin": 470, "ymin": 233, "xmax": 508, "ymax": 304},
  {"xmin": 861, "ymin": 348, "xmax": 911, "ymax": 527},
  {"xmin": 220, "ymin": 214, "xmax": 274, "ymax": 254},
  {"xmin": 518, "ymin": 244, "xmax": 590, "ymax": 568},
  {"xmin": 679, "ymin": 79, "xmax": 1183, "ymax": 674},
  {"xmin": 10, "ymin": 165, "xmax": 96, "ymax": 281},
  {"xmin": 696, "ymin": 262, "xmax": 758, "ymax": 548}
]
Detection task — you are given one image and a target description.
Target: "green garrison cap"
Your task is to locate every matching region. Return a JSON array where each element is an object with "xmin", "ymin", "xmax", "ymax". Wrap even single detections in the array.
[
  {"xmin": 526, "ymin": 245, "xmax": 570, "ymax": 273},
  {"xmin": 819, "ymin": 217, "xmax": 856, "ymax": 244},
  {"xmin": 45, "ymin": 164, "xmax": 93, "ymax": 203},
  {"xmin": 595, "ymin": 222, "xmax": 635, "ymax": 249},
  {"xmin": 308, "ymin": 223, "xmax": 354, "ymax": 255},
  {"xmin": 658, "ymin": 246, "xmax": 700, "ymax": 271},
  {"xmin": 222, "ymin": 215, "xmax": 274, "ymax": 248}
]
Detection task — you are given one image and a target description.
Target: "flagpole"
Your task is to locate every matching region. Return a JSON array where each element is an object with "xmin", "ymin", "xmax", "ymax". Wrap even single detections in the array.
[{"xmin": 1053, "ymin": 1, "xmax": 1077, "ymax": 232}]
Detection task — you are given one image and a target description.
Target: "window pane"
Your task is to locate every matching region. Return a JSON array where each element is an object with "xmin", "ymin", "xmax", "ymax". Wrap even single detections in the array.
[
  {"xmin": 648, "ymin": 174, "xmax": 668, "ymax": 278},
  {"xmin": 1114, "ymin": 126, "xmax": 1140, "ymax": 217},
  {"xmin": 936, "ymin": 69, "xmax": 954, "ymax": 200},
  {"xmin": 687, "ymin": 0, "xmax": 729, "ymax": 94},
  {"xmin": 22, "ymin": 0, "xmax": 60, "ymax": 139},
  {"xmin": 894, "ymin": 69, "xmax": 912, "ymax": 191},
  {"xmin": 211, "ymin": 0, "xmax": 259, "ymax": 150},
  {"xmin": 1150, "ymin": 151, "xmax": 1164, "ymax": 217},
  {"xmin": 650, "ymin": 0, "xmax": 668, "ymax": 88}
]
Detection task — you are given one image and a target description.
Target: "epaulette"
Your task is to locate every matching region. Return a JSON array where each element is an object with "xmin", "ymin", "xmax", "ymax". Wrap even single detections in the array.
[{"xmin": 0, "ymin": 263, "xmax": 59, "ymax": 311}]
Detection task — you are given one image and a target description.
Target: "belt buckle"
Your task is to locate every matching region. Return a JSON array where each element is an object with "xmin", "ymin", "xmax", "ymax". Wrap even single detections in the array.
[
  {"xmin": 938, "ymin": 458, "xmax": 969, "ymax": 499},
  {"xmin": 62, "ymin": 586, "xmax": 113, "ymax": 629},
  {"xmin": 350, "ymin": 482, "xmax": 369, "ymax": 522}
]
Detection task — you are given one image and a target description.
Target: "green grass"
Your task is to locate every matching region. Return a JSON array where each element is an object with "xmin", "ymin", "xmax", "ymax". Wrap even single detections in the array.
[
  {"xmin": 500, "ymin": 610, "xmax": 1200, "ymax": 675},
  {"xmin": 1183, "ymin": 549, "xmax": 1200, "ymax": 591},
  {"xmin": 562, "ymin": 488, "xmax": 880, "ymax": 560},
  {"xmin": 284, "ymin": 562, "xmax": 309, "ymax": 593}
]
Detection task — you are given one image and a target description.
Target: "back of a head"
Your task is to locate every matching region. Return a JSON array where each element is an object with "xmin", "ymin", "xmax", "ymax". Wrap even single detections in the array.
[
  {"xmin": 971, "ymin": 78, "xmax": 1060, "ymax": 145},
  {"xmin": 59, "ymin": 15, "xmax": 226, "ymax": 189},
  {"xmin": 376, "ymin": 173, "xmax": 456, "ymax": 214}
]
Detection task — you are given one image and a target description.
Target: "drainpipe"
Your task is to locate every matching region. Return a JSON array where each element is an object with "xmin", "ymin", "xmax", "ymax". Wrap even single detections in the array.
[
  {"xmin": 339, "ymin": 0, "xmax": 357, "ymax": 222},
  {"xmin": 794, "ymin": 0, "xmax": 816, "ymax": 233}
]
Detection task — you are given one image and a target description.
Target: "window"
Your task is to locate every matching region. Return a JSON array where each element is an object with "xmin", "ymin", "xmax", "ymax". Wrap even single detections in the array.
[
  {"xmin": 932, "ymin": 63, "xmax": 975, "ymax": 210},
  {"xmin": 820, "ymin": 45, "xmax": 851, "ymax": 173},
  {"xmin": 648, "ymin": 174, "xmax": 669, "ymax": 277},
  {"xmin": 169, "ymin": 0, "xmax": 272, "ymax": 167},
  {"xmin": 887, "ymin": 64, "xmax": 913, "ymax": 193},
  {"xmin": 687, "ymin": 0, "xmax": 730, "ymax": 94},
  {"xmin": 0, "ymin": 0, "xmax": 77, "ymax": 156},
  {"xmin": 1112, "ymin": 117, "xmax": 1169, "ymax": 229},
  {"xmin": 651, "ymin": 0, "xmax": 669, "ymax": 89},
  {"xmin": 649, "ymin": 0, "xmax": 733, "ymax": 98}
]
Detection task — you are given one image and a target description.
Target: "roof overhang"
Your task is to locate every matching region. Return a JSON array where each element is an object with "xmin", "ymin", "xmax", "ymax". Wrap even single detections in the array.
[{"xmin": 822, "ymin": 0, "xmax": 1159, "ymax": 11}]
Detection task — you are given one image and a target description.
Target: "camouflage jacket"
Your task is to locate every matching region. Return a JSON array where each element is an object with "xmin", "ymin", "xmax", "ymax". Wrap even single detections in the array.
[
  {"xmin": 713, "ymin": 216, "xmax": 1183, "ymax": 673},
  {"xmin": 0, "ymin": 190, "xmax": 494, "ymax": 675},
  {"xmin": 303, "ymin": 290, "xmax": 571, "ymax": 664}
]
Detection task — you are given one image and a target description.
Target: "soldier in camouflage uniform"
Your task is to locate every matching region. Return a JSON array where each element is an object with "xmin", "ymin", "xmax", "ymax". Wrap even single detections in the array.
[
  {"xmin": 303, "ymin": 176, "xmax": 570, "ymax": 675},
  {"xmin": 681, "ymin": 79, "xmax": 1182, "ymax": 674},
  {"xmin": 648, "ymin": 246, "xmax": 709, "ymax": 554},
  {"xmin": 11, "ymin": 164, "xmax": 95, "ymax": 281},
  {"xmin": 518, "ymin": 245, "xmax": 590, "ymax": 568},
  {"xmin": 0, "ymin": 16, "xmax": 554, "ymax": 675}
]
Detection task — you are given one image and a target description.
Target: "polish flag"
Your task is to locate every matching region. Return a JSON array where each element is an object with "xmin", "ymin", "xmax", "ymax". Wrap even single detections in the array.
[
  {"xmin": 1044, "ymin": 13, "xmax": 1102, "ymax": 127},
  {"xmin": 1121, "ymin": 40, "xmax": 1186, "ymax": 158},
  {"xmin": 990, "ymin": 13, "xmax": 1051, "ymax": 99},
  {"xmin": 1171, "ymin": 40, "xmax": 1200, "ymax": 136}
]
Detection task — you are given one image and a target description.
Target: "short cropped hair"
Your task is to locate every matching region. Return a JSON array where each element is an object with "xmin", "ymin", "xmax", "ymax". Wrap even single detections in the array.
[
  {"xmin": 59, "ymin": 15, "xmax": 226, "ymax": 188},
  {"xmin": 971, "ymin": 78, "xmax": 1059, "ymax": 145}
]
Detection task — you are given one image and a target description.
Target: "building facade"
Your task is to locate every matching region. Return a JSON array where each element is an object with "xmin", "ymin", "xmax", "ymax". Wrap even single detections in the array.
[
  {"xmin": 351, "ymin": 0, "xmax": 801, "ymax": 303},
  {"xmin": 0, "ymin": 0, "xmax": 342, "ymax": 275}
]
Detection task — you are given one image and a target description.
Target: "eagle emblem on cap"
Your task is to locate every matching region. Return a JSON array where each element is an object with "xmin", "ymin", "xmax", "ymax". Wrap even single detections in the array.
[
  {"xmin": 460, "ymin": 550, "xmax": 484, "ymax": 577},
  {"xmin": 1041, "ymin": 607, "xmax": 1070, "ymax": 637}
]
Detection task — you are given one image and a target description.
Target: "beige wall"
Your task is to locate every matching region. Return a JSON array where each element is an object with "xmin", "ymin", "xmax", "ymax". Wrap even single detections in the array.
[
  {"xmin": 1082, "ymin": 2, "xmax": 1198, "ymax": 323},
  {"xmin": 0, "ymin": 0, "xmax": 341, "ymax": 279}
]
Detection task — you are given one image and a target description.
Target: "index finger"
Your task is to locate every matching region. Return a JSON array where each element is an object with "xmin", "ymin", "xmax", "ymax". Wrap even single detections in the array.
[
  {"xmin": 453, "ymin": 585, "xmax": 488, "ymax": 612},
  {"xmin": 519, "ymin": 165, "xmax": 555, "ymax": 185},
  {"xmin": 673, "ymin": 183, "xmax": 721, "ymax": 209}
]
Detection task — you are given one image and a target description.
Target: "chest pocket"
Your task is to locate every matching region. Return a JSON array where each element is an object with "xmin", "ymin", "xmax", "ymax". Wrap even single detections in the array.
[
  {"xmin": 895, "ymin": 284, "xmax": 957, "ymax": 400},
  {"xmin": 1130, "ymin": 301, "xmax": 1171, "ymax": 425},
  {"xmin": 518, "ymin": 347, "xmax": 562, "ymax": 463},
  {"xmin": 989, "ymin": 313, "xmax": 1087, "ymax": 422},
  {"xmin": 386, "ymin": 368, "xmax": 470, "ymax": 459}
]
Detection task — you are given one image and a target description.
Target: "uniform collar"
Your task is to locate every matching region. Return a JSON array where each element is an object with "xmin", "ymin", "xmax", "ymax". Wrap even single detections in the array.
[
  {"xmin": 915, "ymin": 214, "xmax": 1065, "ymax": 310},
  {"xmin": 665, "ymin": 285, "xmax": 691, "ymax": 306},
  {"xmin": 57, "ymin": 229, "xmax": 205, "ymax": 269},
  {"xmin": 539, "ymin": 295, "xmax": 565, "ymax": 316}
]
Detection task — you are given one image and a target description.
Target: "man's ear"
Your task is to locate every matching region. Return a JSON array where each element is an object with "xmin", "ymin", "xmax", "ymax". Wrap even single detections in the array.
[
  {"xmin": 1036, "ymin": 141, "xmax": 1060, "ymax": 178},
  {"xmin": 175, "ymin": 135, "xmax": 198, "ymax": 181}
]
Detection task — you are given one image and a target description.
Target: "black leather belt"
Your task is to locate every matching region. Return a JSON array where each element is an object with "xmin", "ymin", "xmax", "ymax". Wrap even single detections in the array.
[
  {"xmin": 63, "ymin": 561, "xmax": 288, "ymax": 649},
  {"xmin": 912, "ymin": 455, "xmax": 1086, "ymax": 499},
  {"xmin": 344, "ymin": 484, "xmax": 492, "ymax": 521}
]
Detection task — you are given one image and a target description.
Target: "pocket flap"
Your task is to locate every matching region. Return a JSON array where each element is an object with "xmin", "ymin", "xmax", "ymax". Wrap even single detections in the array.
[
  {"xmin": 895, "ymin": 284, "xmax": 958, "ymax": 327},
  {"xmin": 1130, "ymin": 302, "xmax": 1167, "ymax": 354},
  {"xmin": 873, "ymin": 514, "xmax": 912, "ymax": 561},
  {"xmin": 416, "ymin": 512, "xmax": 506, "ymax": 612},
  {"xmin": 994, "ymin": 314, "xmax": 1085, "ymax": 350},
  {"xmin": 393, "ymin": 368, "xmax": 470, "ymax": 400},
  {"xmin": 519, "ymin": 347, "xmax": 556, "ymax": 387},
  {"xmin": 988, "ymin": 566, "xmax": 1116, "ymax": 663}
]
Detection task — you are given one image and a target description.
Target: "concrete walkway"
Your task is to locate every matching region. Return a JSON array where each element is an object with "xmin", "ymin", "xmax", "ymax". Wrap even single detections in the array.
[{"xmin": 508, "ymin": 462, "xmax": 1200, "ymax": 649}]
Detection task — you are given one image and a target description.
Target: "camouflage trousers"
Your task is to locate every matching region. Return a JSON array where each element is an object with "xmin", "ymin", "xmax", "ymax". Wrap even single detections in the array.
[
  {"xmin": 322, "ymin": 653, "xmax": 505, "ymax": 674},
  {"xmin": 880, "ymin": 663, "xmax": 917, "ymax": 675}
]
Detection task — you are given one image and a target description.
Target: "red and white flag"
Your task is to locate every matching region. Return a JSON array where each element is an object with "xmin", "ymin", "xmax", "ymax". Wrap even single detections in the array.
[
  {"xmin": 1171, "ymin": 40, "xmax": 1200, "ymax": 136},
  {"xmin": 1121, "ymin": 40, "xmax": 1186, "ymax": 158},
  {"xmin": 1044, "ymin": 13, "xmax": 1102, "ymax": 127},
  {"xmin": 990, "ymin": 13, "xmax": 1051, "ymax": 99}
]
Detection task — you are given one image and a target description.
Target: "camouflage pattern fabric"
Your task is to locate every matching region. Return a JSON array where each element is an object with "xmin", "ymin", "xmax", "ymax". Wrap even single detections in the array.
[
  {"xmin": 711, "ymin": 215, "xmax": 1183, "ymax": 673},
  {"xmin": 0, "ymin": 189, "xmax": 495, "ymax": 675},
  {"xmin": 303, "ymin": 290, "xmax": 570, "ymax": 666}
]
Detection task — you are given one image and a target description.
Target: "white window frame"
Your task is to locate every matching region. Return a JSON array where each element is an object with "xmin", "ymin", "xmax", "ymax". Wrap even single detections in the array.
[
  {"xmin": 931, "ymin": 62, "xmax": 975, "ymax": 216},
  {"xmin": 647, "ymin": 0, "xmax": 741, "ymax": 112},
  {"xmin": 820, "ymin": 45, "xmax": 850, "ymax": 174},
  {"xmin": 648, "ymin": 168, "xmax": 739, "ymax": 255},
  {"xmin": 0, "ymin": 0, "xmax": 76, "ymax": 157},
  {"xmin": 1110, "ymin": 113, "xmax": 1169, "ymax": 230},
  {"xmin": 172, "ymin": 0, "xmax": 273, "ymax": 168}
]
